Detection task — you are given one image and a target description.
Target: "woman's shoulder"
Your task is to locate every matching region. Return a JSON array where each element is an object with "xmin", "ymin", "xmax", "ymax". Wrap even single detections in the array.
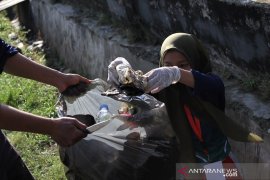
[
  {"xmin": 191, "ymin": 70, "xmax": 225, "ymax": 110},
  {"xmin": 192, "ymin": 70, "xmax": 224, "ymax": 88}
]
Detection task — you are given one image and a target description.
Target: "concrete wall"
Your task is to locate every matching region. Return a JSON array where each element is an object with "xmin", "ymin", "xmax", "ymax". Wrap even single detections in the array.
[
  {"xmin": 30, "ymin": 0, "xmax": 270, "ymax": 166},
  {"xmin": 63, "ymin": 0, "xmax": 270, "ymax": 72},
  {"xmin": 30, "ymin": 0, "xmax": 159, "ymax": 79}
]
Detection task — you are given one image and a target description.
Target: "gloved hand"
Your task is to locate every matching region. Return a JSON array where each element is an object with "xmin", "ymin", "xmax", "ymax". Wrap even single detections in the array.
[
  {"xmin": 144, "ymin": 66, "xmax": 181, "ymax": 94},
  {"xmin": 107, "ymin": 57, "xmax": 131, "ymax": 87}
]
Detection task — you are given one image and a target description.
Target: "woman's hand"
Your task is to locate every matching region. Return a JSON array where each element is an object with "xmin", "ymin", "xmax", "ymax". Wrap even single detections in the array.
[{"xmin": 144, "ymin": 66, "xmax": 181, "ymax": 93}]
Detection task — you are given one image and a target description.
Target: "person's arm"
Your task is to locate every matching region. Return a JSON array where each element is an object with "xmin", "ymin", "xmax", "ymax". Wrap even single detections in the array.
[
  {"xmin": 191, "ymin": 70, "xmax": 225, "ymax": 110},
  {"xmin": 0, "ymin": 39, "xmax": 89, "ymax": 147},
  {"xmin": 178, "ymin": 68, "xmax": 195, "ymax": 88},
  {"xmin": 0, "ymin": 104, "xmax": 87, "ymax": 147},
  {"xmin": 145, "ymin": 67, "xmax": 224, "ymax": 103},
  {"xmin": 145, "ymin": 66, "xmax": 195, "ymax": 93},
  {"xmin": 3, "ymin": 53, "xmax": 91, "ymax": 92}
]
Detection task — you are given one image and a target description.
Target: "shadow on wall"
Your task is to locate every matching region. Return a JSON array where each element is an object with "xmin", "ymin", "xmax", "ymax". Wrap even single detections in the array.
[{"xmin": 58, "ymin": 0, "xmax": 270, "ymax": 72}]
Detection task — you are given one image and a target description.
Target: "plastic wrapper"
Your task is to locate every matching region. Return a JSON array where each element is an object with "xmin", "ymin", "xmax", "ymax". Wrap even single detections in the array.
[
  {"xmin": 116, "ymin": 63, "xmax": 147, "ymax": 91},
  {"xmin": 58, "ymin": 79, "xmax": 178, "ymax": 180}
]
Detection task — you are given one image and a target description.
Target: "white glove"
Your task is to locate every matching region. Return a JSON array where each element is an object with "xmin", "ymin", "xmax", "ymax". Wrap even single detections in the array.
[
  {"xmin": 144, "ymin": 66, "xmax": 181, "ymax": 94},
  {"xmin": 107, "ymin": 57, "xmax": 131, "ymax": 86}
]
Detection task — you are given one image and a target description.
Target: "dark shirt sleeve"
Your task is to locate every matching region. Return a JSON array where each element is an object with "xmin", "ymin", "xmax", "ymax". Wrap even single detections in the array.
[
  {"xmin": 0, "ymin": 38, "xmax": 18, "ymax": 74},
  {"xmin": 191, "ymin": 69, "xmax": 225, "ymax": 111}
]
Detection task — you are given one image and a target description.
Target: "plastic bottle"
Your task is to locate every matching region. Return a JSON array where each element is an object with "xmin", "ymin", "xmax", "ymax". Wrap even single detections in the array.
[{"xmin": 96, "ymin": 104, "xmax": 112, "ymax": 123}]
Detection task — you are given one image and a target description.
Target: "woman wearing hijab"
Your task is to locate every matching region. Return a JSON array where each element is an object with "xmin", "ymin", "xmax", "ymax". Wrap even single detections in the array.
[
  {"xmin": 108, "ymin": 33, "xmax": 262, "ymax": 165},
  {"xmin": 144, "ymin": 32, "xmax": 230, "ymax": 163}
]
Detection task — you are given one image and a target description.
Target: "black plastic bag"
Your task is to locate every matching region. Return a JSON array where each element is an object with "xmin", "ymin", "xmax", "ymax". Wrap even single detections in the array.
[{"xmin": 58, "ymin": 79, "xmax": 178, "ymax": 180}]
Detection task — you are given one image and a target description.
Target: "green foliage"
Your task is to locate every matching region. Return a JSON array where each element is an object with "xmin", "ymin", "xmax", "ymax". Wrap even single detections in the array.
[
  {"xmin": 0, "ymin": 12, "xmax": 65, "ymax": 179},
  {"xmin": 5, "ymin": 132, "xmax": 65, "ymax": 180},
  {"xmin": 0, "ymin": 12, "xmax": 18, "ymax": 43},
  {"xmin": 240, "ymin": 73, "xmax": 270, "ymax": 100},
  {"xmin": 241, "ymin": 76, "xmax": 258, "ymax": 91},
  {"xmin": 0, "ymin": 73, "xmax": 58, "ymax": 117}
]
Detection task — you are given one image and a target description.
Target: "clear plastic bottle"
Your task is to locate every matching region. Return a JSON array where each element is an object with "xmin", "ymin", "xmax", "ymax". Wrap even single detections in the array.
[{"xmin": 96, "ymin": 104, "xmax": 112, "ymax": 123}]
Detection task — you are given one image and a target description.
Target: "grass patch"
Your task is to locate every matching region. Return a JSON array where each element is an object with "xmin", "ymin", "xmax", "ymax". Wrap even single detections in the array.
[
  {"xmin": 240, "ymin": 72, "xmax": 270, "ymax": 100},
  {"xmin": 0, "ymin": 12, "xmax": 65, "ymax": 179}
]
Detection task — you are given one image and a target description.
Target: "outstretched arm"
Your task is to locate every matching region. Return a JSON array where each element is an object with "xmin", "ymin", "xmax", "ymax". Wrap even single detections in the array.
[
  {"xmin": 145, "ymin": 66, "xmax": 195, "ymax": 93},
  {"xmin": 0, "ymin": 104, "xmax": 87, "ymax": 147},
  {"xmin": 0, "ymin": 40, "xmax": 90, "ymax": 146},
  {"xmin": 3, "ymin": 53, "xmax": 91, "ymax": 92}
]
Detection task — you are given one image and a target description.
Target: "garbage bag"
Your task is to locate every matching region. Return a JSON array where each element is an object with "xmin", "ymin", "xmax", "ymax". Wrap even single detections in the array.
[{"xmin": 58, "ymin": 79, "xmax": 178, "ymax": 180}]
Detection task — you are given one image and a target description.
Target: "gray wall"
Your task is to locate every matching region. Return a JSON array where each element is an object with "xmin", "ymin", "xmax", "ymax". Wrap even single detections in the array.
[
  {"xmin": 30, "ymin": 0, "xmax": 270, "ymax": 167},
  {"xmin": 62, "ymin": 0, "xmax": 270, "ymax": 71},
  {"xmin": 30, "ymin": 0, "xmax": 159, "ymax": 79}
]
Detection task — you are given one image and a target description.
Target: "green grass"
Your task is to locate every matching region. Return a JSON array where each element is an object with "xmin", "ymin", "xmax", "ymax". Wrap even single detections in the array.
[
  {"xmin": 240, "ymin": 73, "xmax": 270, "ymax": 100},
  {"xmin": 0, "ymin": 12, "xmax": 66, "ymax": 179}
]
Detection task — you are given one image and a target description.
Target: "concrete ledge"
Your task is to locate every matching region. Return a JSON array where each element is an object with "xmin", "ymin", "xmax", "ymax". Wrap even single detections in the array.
[
  {"xmin": 58, "ymin": 0, "xmax": 270, "ymax": 72},
  {"xmin": 0, "ymin": 0, "xmax": 25, "ymax": 11}
]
